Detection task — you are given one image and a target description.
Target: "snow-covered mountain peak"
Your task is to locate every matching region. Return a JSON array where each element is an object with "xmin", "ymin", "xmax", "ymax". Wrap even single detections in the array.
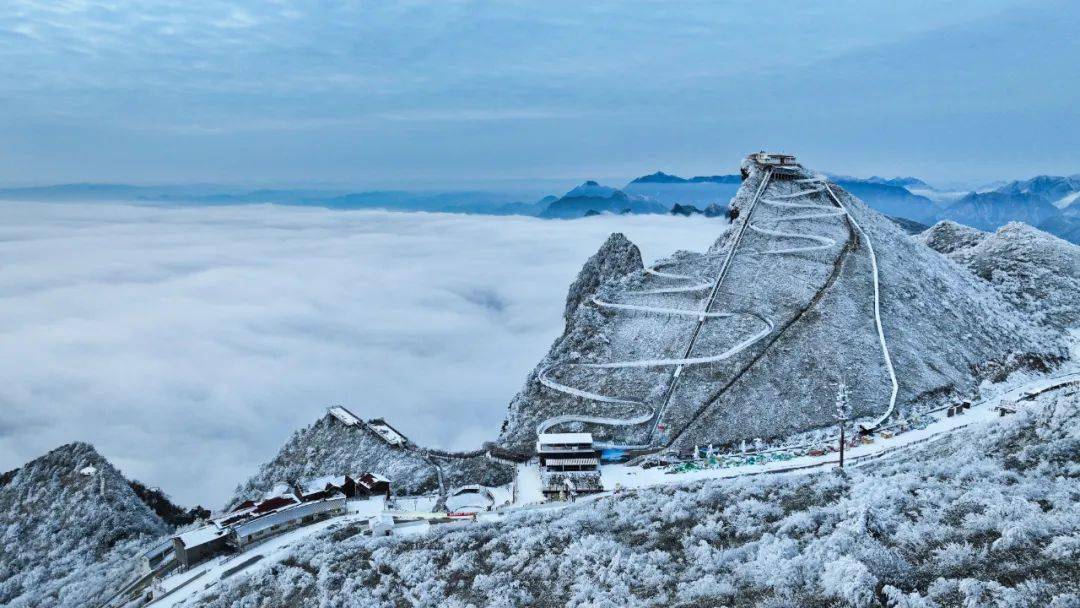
[
  {"xmin": 561, "ymin": 232, "xmax": 643, "ymax": 324},
  {"xmin": 0, "ymin": 442, "xmax": 168, "ymax": 607},
  {"xmin": 229, "ymin": 410, "xmax": 512, "ymax": 509},
  {"xmin": 630, "ymin": 171, "xmax": 687, "ymax": 184},
  {"xmin": 503, "ymin": 160, "xmax": 1062, "ymax": 452},
  {"xmin": 918, "ymin": 220, "xmax": 988, "ymax": 254},
  {"xmin": 564, "ymin": 180, "xmax": 622, "ymax": 199},
  {"xmin": 540, "ymin": 181, "xmax": 666, "ymax": 218},
  {"xmin": 922, "ymin": 221, "xmax": 1080, "ymax": 331}
]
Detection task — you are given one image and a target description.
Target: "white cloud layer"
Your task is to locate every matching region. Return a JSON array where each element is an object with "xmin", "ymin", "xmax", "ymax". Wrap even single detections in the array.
[{"xmin": 0, "ymin": 202, "xmax": 727, "ymax": 506}]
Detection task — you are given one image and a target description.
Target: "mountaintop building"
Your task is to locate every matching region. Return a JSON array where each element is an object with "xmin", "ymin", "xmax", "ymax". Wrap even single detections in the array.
[{"xmin": 536, "ymin": 432, "xmax": 602, "ymax": 499}]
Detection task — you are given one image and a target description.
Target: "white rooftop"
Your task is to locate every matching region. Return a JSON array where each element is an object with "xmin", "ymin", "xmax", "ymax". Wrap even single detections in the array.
[
  {"xmin": 233, "ymin": 496, "xmax": 344, "ymax": 538},
  {"xmin": 263, "ymin": 482, "xmax": 293, "ymax": 499},
  {"xmin": 302, "ymin": 474, "xmax": 348, "ymax": 494},
  {"xmin": 140, "ymin": 538, "xmax": 174, "ymax": 559},
  {"xmin": 366, "ymin": 420, "xmax": 406, "ymax": 445},
  {"xmin": 364, "ymin": 472, "xmax": 389, "ymax": 483},
  {"xmin": 328, "ymin": 406, "xmax": 361, "ymax": 426},
  {"xmin": 537, "ymin": 432, "xmax": 593, "ymax": 445},
  {"xmin": 175, "ymin": 524, "xmax": 226, "ymax": 548}
]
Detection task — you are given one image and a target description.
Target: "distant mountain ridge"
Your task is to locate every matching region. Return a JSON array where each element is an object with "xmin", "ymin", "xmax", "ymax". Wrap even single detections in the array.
[
  {"xmin": 622, "ymin": 172, "xmax": 742, "ymax": 209},
  {"xmin": 0, "ymin": 183, "xmax": 255, "ymax": 201},
  {"xmin": 997, "ymin": 175, "xmax": 1080, "ymax": 206},
  {"xmin": 539, "ymin": 180, "xmax": 668, "ymax": 218},
  {"xmin": 939, "ymin": 175, "xmax": 1080, "ymax": 241},
  {"xmin": 941, "ymin": 190, "xmax": 1061, "ymax": 231},
  {"xmin": 630, "ymin": 171, "xmax": 741, "ymax": 185},
  {"xmin": 0, "ymin": 183, "xmax": 549, "ymax": 216},
  {"xmin": 864, "ymin": 176, "xmax": 932, "ymax": 190},
  {"xmin": 6, "ymin": 171, "xmax": 1080, "ymax": 242},
  {"xmin": 823, "ymin": 173, "xmax": 1080, "ymax": 244},
  {"xmin": 831, "ymin": 178, "xmax": 939, "ymax": 224}
]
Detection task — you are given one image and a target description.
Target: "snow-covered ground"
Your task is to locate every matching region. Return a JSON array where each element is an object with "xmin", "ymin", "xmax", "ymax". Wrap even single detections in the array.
[
  {"xmin": 167, "ymin": 378, "xmax": 1080, "ymax": 607},
  {"xmin": 347, "ymin": 495, "xmax": 385, "ymax": 514},
  {"xmin": 145, "ymin": 364, "xmax": 1078, "ymax": 608},
  {"xmin": 152, "ymin": 497, "xmax": 385, "ymax": 607},
  {"xmin": 514, "ymin": 462, "xmax": 544, "ymax": 505},
  {"xmin": 147, "ymin": 360, "xmax": 1078, "ymax": 607},
  {"xmin": 387, "ymin": 495, "xmax": 438, "ymax": 513},
  {"xmin": 605, "ymin": 369, "xmax": 1078, "ymax": 492},
  {"xmin": 522, "ymin": 367, "xmax": 1080, "ymax": 507},
  {"xmin": 156, "ymin": 489, "xmax": 523, "ymax": 606}
]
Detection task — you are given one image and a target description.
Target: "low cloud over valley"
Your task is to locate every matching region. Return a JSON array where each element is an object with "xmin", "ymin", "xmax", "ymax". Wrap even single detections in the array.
[{"xmin": 0, "ymin": 201, "xmax": 726, "ymax": 505}]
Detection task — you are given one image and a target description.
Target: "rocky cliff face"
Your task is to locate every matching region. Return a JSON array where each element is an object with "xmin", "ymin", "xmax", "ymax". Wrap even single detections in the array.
[
  {"xmin": 498, "ymin": 226, "xmax": 725, "ymax": 447},
  {"xmin": 562, "ymin": 232, "xmax": 643, "ymax": 324},
  {"xmin": 0, "ymin": 443, "xmax": 168, "ymax": 608},
  {"xmin": 918, "ymin": 220, "xmax": 988, "ymax": 254},
  {"xmin": 499, "ymin": 163, "xmax": 1063, "ymax": 452}
]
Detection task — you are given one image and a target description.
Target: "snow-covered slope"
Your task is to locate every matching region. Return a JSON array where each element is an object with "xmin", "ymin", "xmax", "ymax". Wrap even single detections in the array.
[
  {"xmin": 1054, "ymin": 190, "xmax": 1080, "ymax": 210},
  {"xmin": 229, "ymin": 412, "xmax": 513, "ymax": 508},
  {"xmin": 500, "ymin": 161, "xmax": 1062, "ymax": 452},
  {"xmin": 886, "ymin": 215, "xmax": 930, "ymax": 235},
  {"xmin": 918, "ymin": 220, "xmax": 988, "ymax": 254},
  {"xmin": 171, "ymin": 384, "xmax": 1080, "ymax": 608},
  {"xmin": 0, "ymin": 443, "xmax": 168, "ymax": 608},
  {"xmin": 921, "ymin": 221, "xmax": 1080, "ymax": 331},
  {"xmin": 540, "ymin": 181, "xmax": 668, "ymax": 218}
]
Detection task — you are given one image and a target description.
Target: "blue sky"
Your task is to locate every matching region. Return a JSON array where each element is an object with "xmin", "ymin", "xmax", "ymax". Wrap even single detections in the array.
[{"xmin": 0, "ymin": 0, "xmax": 1076, "ymax": 187}]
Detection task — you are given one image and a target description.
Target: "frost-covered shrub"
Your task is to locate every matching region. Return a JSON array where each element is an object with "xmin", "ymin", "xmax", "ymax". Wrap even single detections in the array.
[
  {"xmin": 820, "ymin": 556, "xmax": 877, "ymax": 607},
  {"xmin": 169, "ymin": 391, "xmax": 1080, "ymax": 607},
  {"xmin": 0, "ymin": 443, "xmax": 167, "ymax": 608}
]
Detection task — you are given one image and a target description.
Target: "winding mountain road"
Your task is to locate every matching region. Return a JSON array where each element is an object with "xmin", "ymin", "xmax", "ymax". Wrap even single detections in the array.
[
  {"xmin": 535, "ymin": 162, "xmax": 900, "ymax": 449},
  {"xmin": 820, "ymin": 179, "xmax": 899, "ymax": 430},
  {"xmin": 536, "ymin": 168, "xmax": 776, "ymax": 444}
]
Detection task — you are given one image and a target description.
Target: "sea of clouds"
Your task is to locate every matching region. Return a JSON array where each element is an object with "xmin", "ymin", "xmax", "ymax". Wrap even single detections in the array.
[{"xmin": 0, "ymin": 201, "xmax": 728, "ymax": 506}]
